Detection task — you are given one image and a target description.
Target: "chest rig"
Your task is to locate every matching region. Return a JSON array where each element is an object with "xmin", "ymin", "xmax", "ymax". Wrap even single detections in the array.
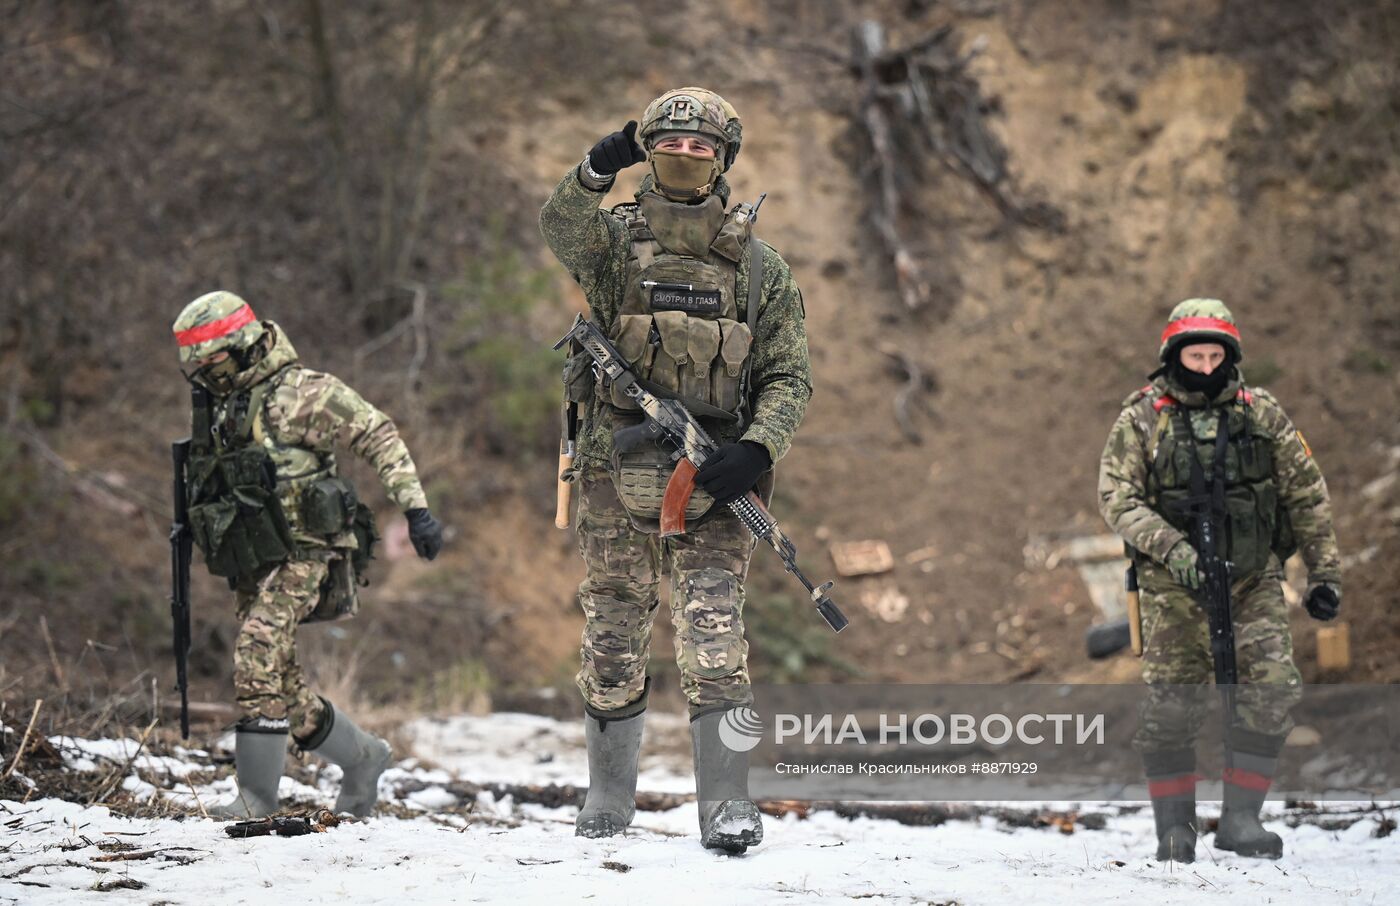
[
  {"xmin": 602, "ymin": 192, "xmax": 764, "ymax": 530},
  {"xmin": 186, "ymin": 372, "xmax": 372, "ymax": 620},
  {"xmin": 1144, "ymin": 387, "xmax": 1291, "ymax": 576}
]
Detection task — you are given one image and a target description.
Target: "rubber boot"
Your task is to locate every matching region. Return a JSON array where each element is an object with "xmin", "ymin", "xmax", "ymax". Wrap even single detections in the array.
[
  {"xmin": 1151, "ymin": 799, "xmax": 1198, "ymax": 862},
  {"xmin": 1144, "ymin": 749, "xmax": 1198, "ymax": 863},
  {"xmin": 1215, "ymin": 734, "xmax": 1285, "ymax": 859},
  {"xmin": 691, "ymin": 708, "xmax": 763, "ymax": 854},
  {"xmin": 307, "ymin": 702, "xmax": 392, "ymax": 818},
  {"xmin": 575, "ymin": 707, "xmax": 645, "ymax": 838},
  {"xmin": 208, "ymin": 725, "xmax": 287, "ymax": 819}
]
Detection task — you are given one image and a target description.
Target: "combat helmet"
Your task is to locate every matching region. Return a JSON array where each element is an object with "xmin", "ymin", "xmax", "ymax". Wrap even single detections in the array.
[
  {"xmin": 172, "ymin": 291, "xmax": 266, "ymax": 365},
  {"xmin": 1159, "ymin": 298, "xmax": 1242, "ymax": 363},
  {"xmin": 639, "ymin": 87, "xmax": 741, "ymax": 200}
]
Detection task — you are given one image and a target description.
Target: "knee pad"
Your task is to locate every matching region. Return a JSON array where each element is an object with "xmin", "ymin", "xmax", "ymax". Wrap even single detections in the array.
[{"xmin": 678, "ymin": 568, "xmax": 746, "ymax": 680}]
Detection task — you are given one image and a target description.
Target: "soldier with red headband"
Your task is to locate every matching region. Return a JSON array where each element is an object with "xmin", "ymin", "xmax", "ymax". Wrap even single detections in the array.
[
  {"xmin": 1098, "ymin": 298, "xmax": 1341, "ymax": 862},
  {"xmin": 172, "ymin": 290, "xmax": 443, "ymax": 819}
]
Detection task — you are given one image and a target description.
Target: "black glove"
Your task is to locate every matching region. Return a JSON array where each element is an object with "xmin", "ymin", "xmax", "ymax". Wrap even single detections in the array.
[
  {"xmin": 1304, "ymin": 582, "xmax": 1340, "ymax": 621},
  {"xmin": 405, "ymin": 508, "xmax": 443, "ymax": 561},
  {"xmin": 586, "ymin": 120, "xmax": 647, "ymax": 177},
  {"xmin": 694, "ymin": 441, "xmax": 771, "ymax": 505}
]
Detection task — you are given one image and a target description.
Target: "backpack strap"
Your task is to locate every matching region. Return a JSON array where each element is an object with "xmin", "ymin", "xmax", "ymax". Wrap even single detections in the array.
[{"xmin": 239, "ymin": 364, "xmax": 295, "ymax": 445}]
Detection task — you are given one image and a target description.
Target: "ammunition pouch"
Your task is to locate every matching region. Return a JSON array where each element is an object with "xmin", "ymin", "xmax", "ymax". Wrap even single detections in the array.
[
  {"xmin": 1151, "ymin": 402, "xmax": 1280, "ymax": 577},
  {"xmin": 1224, "ymin": 484, "xmax": 1276, "ymax": 576},
  {"xmin": 187, "ymin": 445, "xmax": 297, "ymax": 581},
  {"xmin": 605, "ymin": 312, "xmax": 751, "ymax": 418}
]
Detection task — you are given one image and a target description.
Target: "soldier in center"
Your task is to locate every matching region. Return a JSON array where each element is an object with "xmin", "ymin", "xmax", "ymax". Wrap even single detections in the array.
[{"xmin": 540, "ymin": 88, "xmax": 812, "ymax": 852}]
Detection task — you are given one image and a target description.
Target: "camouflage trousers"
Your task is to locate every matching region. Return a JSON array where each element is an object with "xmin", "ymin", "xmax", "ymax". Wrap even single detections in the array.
[
  {"xmin": 233, "ymin": 558, "xmax": 330, "ymax": 742},
  {"xmin": 574, "ymin": 465, "xmax": 756, "ymax": 717},
  {"xmin": 1134, "ymin": 557, "xmax": 1302, "ymax": 753}
]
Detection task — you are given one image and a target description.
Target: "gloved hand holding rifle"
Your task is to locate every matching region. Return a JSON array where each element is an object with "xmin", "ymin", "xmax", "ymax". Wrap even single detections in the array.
[{"xmin": 554, "ymin": 315, "xmax": 848, "ymax": 633}]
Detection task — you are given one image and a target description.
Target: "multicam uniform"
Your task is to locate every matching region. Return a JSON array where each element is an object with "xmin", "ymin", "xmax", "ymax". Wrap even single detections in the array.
[
  {"xmin": 541, "ymin": 168, "xmax": 812, "ymax": 718},
  {"xmin": 185, "ymin": 320, "xmax": 427, "ymax": 744}
]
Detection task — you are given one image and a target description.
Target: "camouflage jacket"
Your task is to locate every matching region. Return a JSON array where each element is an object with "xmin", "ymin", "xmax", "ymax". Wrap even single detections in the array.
[
  {"xmin": 1098, "ymin": 371, "xmax": 1341, "ymax": 585},
  {"xmin": 223, "ymin": 321, "xmax": 429, "ymax": 516},
  {"xmin": 539, "ymin": 166, "xmax": 813, "ymax": 466}
]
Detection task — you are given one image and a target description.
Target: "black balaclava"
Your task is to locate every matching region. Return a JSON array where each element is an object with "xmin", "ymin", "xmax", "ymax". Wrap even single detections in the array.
[{"xmin": 1169, "ymin": 344, "xmax": 1235, "ymax": 400}]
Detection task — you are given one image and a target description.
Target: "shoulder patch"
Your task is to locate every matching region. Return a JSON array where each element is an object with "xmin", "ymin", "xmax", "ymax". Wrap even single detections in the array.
[{"xmin": 1296, "ymin": 429, "xmax": 1313, "ymax": 457}]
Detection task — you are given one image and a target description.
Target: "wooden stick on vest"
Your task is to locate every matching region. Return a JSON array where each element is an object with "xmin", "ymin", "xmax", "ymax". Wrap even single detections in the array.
[
  {"xmin": 554, "ymin": 449, "xmax": 574, "ymax": 530},
  {"xmin": 1126, "ymin": 561, "xmax": 1143, "ymax": 657}
]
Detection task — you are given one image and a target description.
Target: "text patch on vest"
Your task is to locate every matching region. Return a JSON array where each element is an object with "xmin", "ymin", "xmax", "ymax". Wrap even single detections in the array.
[{"xmin": 647, "ymin": 281, "xmax": 723, "ymax": 315}]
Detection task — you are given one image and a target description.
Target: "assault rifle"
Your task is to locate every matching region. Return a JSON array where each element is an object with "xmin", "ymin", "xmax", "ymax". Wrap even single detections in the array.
[
  {"xmin": 554, "ymin": 315, "xmax": 849, "ymax": 633},
  {"xmin": 1171, "ymin": 409, "xmax": 1238, "ymax": 755},
  {"xmin": 169, "ymin": 439, "xmax": 193, "ymax": 740},
  {"xmin": 224, "ymin": 809, "xmax": 340, "ymax": 838}
]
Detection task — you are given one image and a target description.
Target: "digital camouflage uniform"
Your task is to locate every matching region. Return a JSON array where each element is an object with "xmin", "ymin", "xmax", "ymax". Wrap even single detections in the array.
[
  {"xmin": 194, "ymin": 320, "xmax": 427, "ymax": 741},
  {"xmin": 541, "ymin": 169, "xmax": 811, "ymax": 718},
  {"xmin": 1098, "ymin": 298, "xmax": 1341, "ymax": 860}
]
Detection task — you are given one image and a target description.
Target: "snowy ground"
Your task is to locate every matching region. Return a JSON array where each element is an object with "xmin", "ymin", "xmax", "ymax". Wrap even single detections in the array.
[{"xmin": 2, "ymin": 712, "xmax": 1396, "ymax": 905}]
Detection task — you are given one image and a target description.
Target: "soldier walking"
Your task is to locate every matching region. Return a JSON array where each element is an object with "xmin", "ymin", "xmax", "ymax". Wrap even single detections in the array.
[
  {"xmin": 172, "ymin": 291, "xmax": 444, "ymax": 818},
  {"xmin": 1098, "ymin": 299, "xmax": 1341, "ymax": 861},
  {"xmin": 540, "ymin": 88, "xmax": 812, "ymax": 852}
]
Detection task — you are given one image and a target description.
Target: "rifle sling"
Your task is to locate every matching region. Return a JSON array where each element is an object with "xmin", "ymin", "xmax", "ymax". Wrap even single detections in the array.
[
  {"xmin": 1180, "ymin": 407, "xmax": 1232, "ymax": 557},
  {"xmin": 633, "ymin": 373, "xmax": 739, "ymax": 423},
  {"xmin": 738, "ymin": 233, "xmax": 763, "ymax": 430}
]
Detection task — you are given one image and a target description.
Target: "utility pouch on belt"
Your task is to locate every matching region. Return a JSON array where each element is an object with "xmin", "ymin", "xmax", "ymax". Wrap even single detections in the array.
[
  {"xmin": 301, "ymin": 477, "xmax": 358, "ymax": 536},
  {"xmin": 303, "ymin": 554, "xmax": 359, "ymax": 623},
  {"xmin": 610, "ymin": 433, "xmax": 716, "ymax": 527},
  {"xmin": 350, "ymin": 502, "xmax": 379, "ymax": 575},
  {"xmin": 303, "ymin": 501, "xmax": 378, "ymax": 624}
]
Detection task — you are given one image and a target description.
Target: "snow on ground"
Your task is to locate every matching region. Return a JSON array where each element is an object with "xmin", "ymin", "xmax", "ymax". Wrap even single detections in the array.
[
  {"xmin": 2, "ymin": 712, "xmax": 1396, "ymax": 905},
  {"xmin": 405, "ymin": 711, "xmax": 696, "ymax": 793}
]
